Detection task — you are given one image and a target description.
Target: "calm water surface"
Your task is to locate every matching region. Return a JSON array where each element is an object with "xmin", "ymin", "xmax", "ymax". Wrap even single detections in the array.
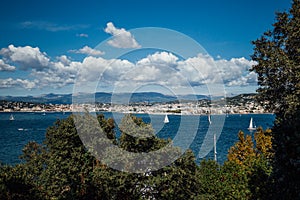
[{"xmin": 0, "ymin": 112, "xmax": 275, "ymax": 165}]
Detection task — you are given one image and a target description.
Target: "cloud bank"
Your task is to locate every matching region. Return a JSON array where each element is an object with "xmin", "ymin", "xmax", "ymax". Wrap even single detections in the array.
[{"xmin": 0, "ymin": 44, "xmax": 257, "ymax": 92}]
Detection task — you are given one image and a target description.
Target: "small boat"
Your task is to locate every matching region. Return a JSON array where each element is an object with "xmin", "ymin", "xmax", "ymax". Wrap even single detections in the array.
[
  {"xmin": 248, "ymin": 117, "xmax": 256, "ymax": 131},
  {"xmin": 208, "ymin": 114, "xmax": 211, "ymax": 124},
  {"xmin": 9, "ymin": 114, "xmax": 15, "ymax": 121},
  {"xmin": 164, "ymin": 114, "xmax": 169, "ymax": 124},
  {"xmin": 42, "ymin": 105, "xmax": 46, "ymax": 115}
]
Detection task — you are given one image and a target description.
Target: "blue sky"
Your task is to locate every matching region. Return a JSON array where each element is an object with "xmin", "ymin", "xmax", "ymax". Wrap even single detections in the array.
[{"xmin": 0, "ymin": 0, "xmax": 292, "ymax": 96}]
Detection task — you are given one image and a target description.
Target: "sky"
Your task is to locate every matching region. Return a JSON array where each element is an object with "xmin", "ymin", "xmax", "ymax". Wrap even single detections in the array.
[{"xmin": 0, "ymin": 0, "xmax": 293, "ymax": 97}]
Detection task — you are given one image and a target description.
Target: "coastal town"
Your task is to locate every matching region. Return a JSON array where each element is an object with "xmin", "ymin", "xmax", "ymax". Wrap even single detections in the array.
[{"xmin": 0, "ymin": 94, "xmax": 271, "ymax": 115}]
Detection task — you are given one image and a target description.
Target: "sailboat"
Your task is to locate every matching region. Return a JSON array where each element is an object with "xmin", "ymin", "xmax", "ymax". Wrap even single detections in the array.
[
  {"xmin": 248, "ymin": 117, "xmax": 256, "ymax": 131},
  {"xmin": 208, "ymin": 114, "xmax": 211, "ymax": 125},
  {"xmin": 164, "ymin": 114, "xmax": 169, "ymax": 124},
  {"xmin": 42, "ymin": 105, "xmax": 46, "ymax": 115},
  {"xmin": 9, "ymin": 114, "xmax": 15, "ymax": 121}
]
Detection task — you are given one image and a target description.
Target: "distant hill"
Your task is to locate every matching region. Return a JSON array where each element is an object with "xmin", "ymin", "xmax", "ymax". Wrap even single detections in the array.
[{"xmin": 0, "ymin": 92, "xmax": 209, "ymax": 104}]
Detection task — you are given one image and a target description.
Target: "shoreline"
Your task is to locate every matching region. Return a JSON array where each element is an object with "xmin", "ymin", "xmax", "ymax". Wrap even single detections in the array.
[{"xmin": 0, "ymin": 110, "xmax": 275, "ymax": 116}]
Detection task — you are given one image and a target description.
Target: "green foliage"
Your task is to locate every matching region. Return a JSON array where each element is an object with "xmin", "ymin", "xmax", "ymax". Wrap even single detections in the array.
[
  {"xmin": 0, "ymin": 113, "xmax": 282, "ymax": 199},
  {"xmin": 0, "ymin": 164, "xmax": 42, "ymax": 200},
  {"xmin": 0, "ymin": 113, "xmax": 203, "ymax": 199},
  {"xmin": 150, "ymin": 150, "xmax": 199, "ymax": 200},
  {"xmin": 119, "ymin": 114, "xmax": 166, "ymax": 153},
  {"xmin": 97, "ymin": 114, "xmax": 117, "ymax": 144},
  {"xmin": 251, "ymin": 0, "xmax": 300, "ymax": 197},
  {"xmin": 195, "ymin": 160, "xmax": 251, "ymax": 200},
  {"xmin": 226, "ymin": 128, "xmax": 274, "ymax": 199}
]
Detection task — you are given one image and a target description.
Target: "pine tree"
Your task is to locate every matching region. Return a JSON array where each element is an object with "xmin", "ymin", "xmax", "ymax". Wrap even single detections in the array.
[{"xmin": 251, "ymin": 0, "xmax": 300, "ymax": 197}]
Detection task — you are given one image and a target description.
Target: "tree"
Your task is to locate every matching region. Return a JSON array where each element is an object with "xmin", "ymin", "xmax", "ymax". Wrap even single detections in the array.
[
  {"xmin": 119, "ymin": 114, "xmax": 168, "ymax": 153},
  {"xmin": 103, "ymin": 115, "xmax": 202, "ymax": 199},
  {"xmin": 227, "ymin": 131, "xmax": 256, "ymax": 168},
  {"xmin": 226, "ymin": 128, "xmax": 273, "ymax": 199},
  {"xmin": 251, "ymin": 0, "xmax": 300, "ymax": 198},
  {"xmin": 34, "ymin": 116, "xmax": 96, "ymax": 199},
  {"xmin": 0, "ymin": 164, "xmax": 42, "ymax": 200}
]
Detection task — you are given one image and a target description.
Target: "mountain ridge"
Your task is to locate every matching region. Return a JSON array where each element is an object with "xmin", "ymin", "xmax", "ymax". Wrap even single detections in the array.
[{"xmin": 0, "ymin": 92, "xmax": 210, "ymax": 104}]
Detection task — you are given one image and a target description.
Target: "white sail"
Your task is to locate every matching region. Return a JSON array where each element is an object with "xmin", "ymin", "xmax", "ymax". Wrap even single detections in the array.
[
  {"xmin": 9, "ymin": 114, "xmax": 14, "ymax": 120},
  {"xmin": 248, "ymin": 117, "xmax": 256, "ymax": 130},
  {"xmin": 164, "ymin": 114, "xmax": 169, "ymax": 123},
  {"xmin": 208, "ymin": 115, "xmax": 211, "ymax": 124}
]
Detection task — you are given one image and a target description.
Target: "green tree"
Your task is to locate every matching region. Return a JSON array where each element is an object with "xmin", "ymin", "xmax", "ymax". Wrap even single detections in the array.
[
  {"xmin": 195, "ymin": 159, "xmax": 251, "ymax": 200},
  {"xmin": 0, "ymin": 164, "xmax": 42, "ymax": 200},
  {"xmin": 37, "ymin": 116, "xmax": 96, "ymax": 199},
  {"xmin": 251, "ymin": 0, "xmax": 300, "ymax": 197},
  {"xmin": 103, "ymin": 114, "xmax": 200, "ymax": 199},
  {"xmin": 226, "ymin": 128, "xmax": 273, "ymax": 199},
  {"xmin": 3, "ymin": 114, "xmax": 117, "ymax": 199},
  {"xmin": 119, "ymin": 114, "xmax": 168, "ymax": 153}
]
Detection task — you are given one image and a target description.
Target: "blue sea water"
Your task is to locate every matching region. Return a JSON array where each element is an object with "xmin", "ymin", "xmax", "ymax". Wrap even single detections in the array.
[{"xmin": 0, "ymin": 112, "xmax": 275, "ymax": 165}]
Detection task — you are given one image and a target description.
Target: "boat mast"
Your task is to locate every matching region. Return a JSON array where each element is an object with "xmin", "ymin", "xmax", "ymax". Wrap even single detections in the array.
[
  {"xmin": 208, "ymin": 111, "xmax": 217, "ymax": 162},
  {"xmin": 214, "ymin": 132, "xmax": 217, "ymax": 162}
]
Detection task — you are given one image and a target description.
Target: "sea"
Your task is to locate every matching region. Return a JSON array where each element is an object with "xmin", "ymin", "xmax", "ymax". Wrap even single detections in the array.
[{"xmin": 0, "ymin": 112, "xmax": 275, "ymax": 166}]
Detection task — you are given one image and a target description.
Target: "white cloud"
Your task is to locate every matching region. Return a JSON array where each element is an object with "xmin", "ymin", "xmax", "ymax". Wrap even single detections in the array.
[
  {"xmin": 215, "ymin": 57, "xmax": 257, "ymax": 86},
  {"xmin": 76, "ymin": 33, "xmax": 88, "ymax": 38},
  {"xmin": 21, "ymin": 21, "xmax": 89, "ymax": 32},
  {"xmin": 227, "ymin": 71, "xmax": 257, "ymax": 86},
  {"xmin": 0, "ymin": 59, "xmax": 16, "ymax": 71},
  {"xmin": 0, "ymin": 45, "xmax": 50, "ymax": 70},
  {"xmin": 172, "ymin": 54, "xmax": 257, "ymax": 87},
  {"xmin": 0, "ymin": 78, "xmax": 36, "ymax": 89},
  {"xmin": 69, "ymin": 46, "xmax": 105, "ymax": 56},
  {"xmin": 56, "ymin": 55, "xmax": 71, "ymax": 65},
  {"xmin": 0, "ymin": 44, "xmax": 257, "ymax": 93},
  {"xmin": 137, "ymin": 52, "xmax": 178, "ymax": 66},
  {"xmin": 104, "ymin": 22, "xmax": 141, "ymax": 48}
]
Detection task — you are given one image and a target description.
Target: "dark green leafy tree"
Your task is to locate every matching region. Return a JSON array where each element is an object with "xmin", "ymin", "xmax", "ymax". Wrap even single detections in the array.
[
  {"xmin": 92, "ymin": 114, "xmax": 200, "ymax": 199},
  {"xmin": 119, "ymin": 114, "xmax": 168, "ymax": 153},
  {"xmin": 37, "ymin": 116, "xmax": 96, "ymax": 199},
  {"xmin": 0, "ymin": 164, "xmax": 42, "ymax": 200},
  {"xmin": 251, "ymin": 0, "xmax": 300, "ymax": 198},
  {"xmin": 150, "ymin": 150, "xmax": 199, "ymax": 200},
  {"xmin": 195, "ymin": 160, "xmax": 251, "ymax": 200}
]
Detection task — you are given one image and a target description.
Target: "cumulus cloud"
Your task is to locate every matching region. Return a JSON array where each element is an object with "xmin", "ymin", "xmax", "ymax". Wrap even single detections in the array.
[
  {"xmin": 0, "ymin": 78, "xmax": 36, "ymax": 89},
  {"xmin": 0, "ymin": 44, "xmax": 257, "ymax": 92},
  {"xmin": 69, "ymin": 46, "xmax": 105, "ymax": 56},
  {"xmin": 215, "ymin": 57, "xmax": 257, "ymax": 86},
  {"xmin": 137, "ymin": 52, "xmax": 178, "ymax": 66},
  {"xmin": 0, "ymin": 45, "xmax": 50, "ymax": 70},
  {"xmin": 56, "ymin": 55, "xmax": 71, "ymax": 65},
  {"xmin": 0, "ymin": 59, "xmax": 16, "ymax": 71},
  {"xmin": 104, "ymin": 22, "xmax": 141, "ymax": 48}
]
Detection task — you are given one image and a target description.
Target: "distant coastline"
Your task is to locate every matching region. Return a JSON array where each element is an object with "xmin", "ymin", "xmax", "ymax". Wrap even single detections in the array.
[{"xmin": 0, "ymin": 93, "xmax": 273, "ymax": 115}]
